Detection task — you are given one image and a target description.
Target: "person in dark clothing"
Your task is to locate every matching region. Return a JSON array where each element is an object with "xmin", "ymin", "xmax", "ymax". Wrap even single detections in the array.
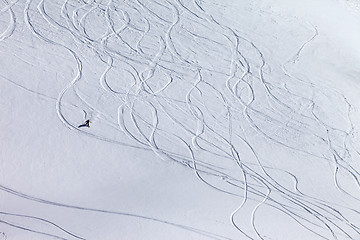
[{"xmin": 78, "ymin": 120, "xmax": 91, "ymax": 128}]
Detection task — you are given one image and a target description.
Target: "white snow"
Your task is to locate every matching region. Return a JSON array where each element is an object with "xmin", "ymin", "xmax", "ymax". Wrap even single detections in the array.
[{"xmin": 1, "ymin": 0, "xmax": 360, "ymax": 239}]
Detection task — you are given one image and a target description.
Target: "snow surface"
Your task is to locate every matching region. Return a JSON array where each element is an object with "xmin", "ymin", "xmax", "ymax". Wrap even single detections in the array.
[{"xmin": 1, "ymin": 0, "xmax": 360, "ymax": 239}]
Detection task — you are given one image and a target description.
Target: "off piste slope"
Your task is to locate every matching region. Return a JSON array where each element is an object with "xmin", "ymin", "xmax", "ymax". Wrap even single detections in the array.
[{"xmin": 1, "ymin": 0, "xmax": 360, "ymax": 239}]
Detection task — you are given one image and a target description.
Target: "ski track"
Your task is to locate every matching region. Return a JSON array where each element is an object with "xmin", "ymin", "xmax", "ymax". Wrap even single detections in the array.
[
  {"xmin": 0, "ymin": 0, "xmax": 16, "ymax": 41},
  {"xmin": 1, "ymin": 0, "xmax": 360, "ymax": 239}
]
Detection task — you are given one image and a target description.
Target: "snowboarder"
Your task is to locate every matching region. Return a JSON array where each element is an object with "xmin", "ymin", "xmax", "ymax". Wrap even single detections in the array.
[{"xmin": 78, "ymin": 120, "xmax": 91, "ymax": 128}]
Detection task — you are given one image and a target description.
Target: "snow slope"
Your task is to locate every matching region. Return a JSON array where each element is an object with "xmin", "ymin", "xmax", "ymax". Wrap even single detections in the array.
[{"xmin": 1, "ymin": 0, "xmax": 360, "ymax": 239}]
